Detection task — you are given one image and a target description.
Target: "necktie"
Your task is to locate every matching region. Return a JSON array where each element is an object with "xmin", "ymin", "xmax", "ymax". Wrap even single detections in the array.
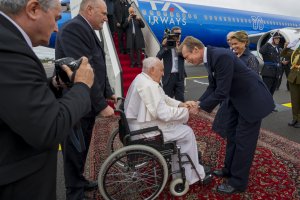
[{"xmin": 131, "ymin": 19, "xmax": 135, "ymax": 34}]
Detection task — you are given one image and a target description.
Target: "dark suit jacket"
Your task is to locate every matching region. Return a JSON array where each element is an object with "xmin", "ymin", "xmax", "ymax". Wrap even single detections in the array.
[
  {"xmin": 55, "ymin": 15, "xmax": 113, "ymax": 115},
  {"xmin": 123, "ymin": 17, "xmax": 145, "ymax": 49},
  {"xmin": 200, "ymin": 46, "xmax": 274, "ymax": 123},
  {"xmin": 114, "ymin": 0, "xmax": 130, "ymax": 27},
  {"xmin": 0, "ymin": 14, "xmax": 91, "ymax": 185},
  {"xmin": 156, "ymin": 47, "xmax": 186, "ymax": 85},
  {"xmin": 259, "ymin": 42, "xmax": 282, "ymax": 77}
]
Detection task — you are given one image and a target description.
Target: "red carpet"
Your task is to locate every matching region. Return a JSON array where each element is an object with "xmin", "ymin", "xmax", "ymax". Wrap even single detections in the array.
[
  {"xmin": 85, "ymin": 112, "xmax": 300, "ymax": 199},
  {"xmin": 112, "ymin": 33, "xmax": 142, "ymax": 96}
]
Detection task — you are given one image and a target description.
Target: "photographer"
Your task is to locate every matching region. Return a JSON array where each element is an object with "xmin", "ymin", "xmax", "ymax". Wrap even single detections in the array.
[
  {"xmin": 156, "ymin": 26, "xmax": 186, "ymax": 101},
  {"xmin": 0, "ymin": 0, "xmax": 94, "ymax": 199},
  {"xmin": 55, "ymin": 0, "xmax": 116, "ymax": 199},
  {"xmin": 123, "ymin": 6, "xmax": 145, "ymax": 68}
]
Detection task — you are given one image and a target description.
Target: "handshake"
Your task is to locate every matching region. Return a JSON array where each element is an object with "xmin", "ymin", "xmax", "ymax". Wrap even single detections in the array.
[{"xmin": 179, "ymin": 101, "xmax": 200, "ymax": 115}]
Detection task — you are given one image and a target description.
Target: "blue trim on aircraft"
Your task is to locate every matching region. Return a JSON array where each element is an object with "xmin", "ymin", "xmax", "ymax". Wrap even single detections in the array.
[{"xmin": 49, "ymin": 0, "xmax": 300, "ymax": 49}]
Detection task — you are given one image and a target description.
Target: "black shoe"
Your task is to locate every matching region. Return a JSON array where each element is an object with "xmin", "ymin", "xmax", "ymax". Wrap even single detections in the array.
[
  {"xmin": 212, "ymin": 169, "xmax": 229, "ymax": 177},
  {"xmin": 203, "ymin": 165, "xmax": 211, "ymax": 175},
  {"xmin": 294, "ymin": 122, "xmax": 300, "ymax": 128},
  {"xmin": 288, "ymin": 119, "xmax": 298, "ymax": 126},
  {"xmin": 217, "ymin": 183, "xmax": 244, "ymax": 194},
  {"xmin": 201, "ymin": 174, "xmax": 213, "ymax": 185},
  {"xmin": 84, "ymin": 180, "xmax": 98, "ymax": 191}
]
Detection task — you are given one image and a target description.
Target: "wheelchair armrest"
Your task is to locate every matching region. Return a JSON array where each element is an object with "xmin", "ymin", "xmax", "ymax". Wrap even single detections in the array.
[
  {"xmin": 130, "ymin": 126, "xmax": 162, "ymax": 136},
  {"xmin": 130, "ymin": 126, "xmax": 164, "ymax": 144}
]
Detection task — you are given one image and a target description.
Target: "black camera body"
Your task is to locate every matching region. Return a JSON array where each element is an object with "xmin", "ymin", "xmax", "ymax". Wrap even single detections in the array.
[
  {"xmin": 54, "ymin": 57, "xmax": 82, "ymax": 87},
  {"xmin": 164, "ymin": 28, "xmax": 180, "ymax": 49}
]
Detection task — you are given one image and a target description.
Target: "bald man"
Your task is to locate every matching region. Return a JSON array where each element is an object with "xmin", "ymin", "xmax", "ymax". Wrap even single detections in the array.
[{"xmin": 55, "ymin": 0, "xmax": 116, "ymax": 199}]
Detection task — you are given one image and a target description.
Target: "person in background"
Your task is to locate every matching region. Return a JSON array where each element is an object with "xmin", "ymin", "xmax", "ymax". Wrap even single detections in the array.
[
  {"xmin": 284, "ymin": 39, "xmax": 300, "ymax": 128},
  {"xmin": 124, "ymin": 57, "xmax": 212, "ymax": 186},
  {"xmin": 156, "ymin": 26, "xmax": 186, "ymax": 101},
  {"xmin": 179, "ymin": 36, "xmax": 274, "ymax": 194},
  {"xmin": 259, "ymin": 32, "xmax": 283, "ymax": 96},
  {"xmin": 55, "ymin": 0, "xmax": 116, "ymax": 199},
  {"xmin": 278, "ymin": 42, "xmax": 292, "ymax": 90},
  {"xmin": 226, "ymin": 31, "xmax": 235, "ymax": 50},
  {"xmin": 123, "ymin": 6, "xmax": 145, "ymax": 68},
  {"xmin": 230, "ymin": 31, "xmax": 259, "ymax": 74},
  {"xmin": 105, "ymin": 0, "xmax": 115, "ymax": 33},
  {"xmin": 114, "ymin": 0, "xmax": 130, "ymax": 54},
  {"xmin": 0, "ymin": 0, "xmax": 94, "ymax": 199}
]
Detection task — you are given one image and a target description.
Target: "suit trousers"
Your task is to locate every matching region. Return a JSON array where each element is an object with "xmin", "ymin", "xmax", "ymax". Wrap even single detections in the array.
[
  {"xmin": 129, "ymin": 34, "xmax": 141, "ymax": 66},
  {"xmin": 289, "ymin": 82, "xmax": 300, "ymax": 121},
  {"xmin": 63, "ymin": 114, "xmax": 96, "ymax": 200},
  {"xmin": 163, "ymin": 73, "xmax": 185, "ymax": 102},
  {"xmin": 262, "ymin": 76, "xmax": 278, "ymax": 95},
  {"xmin": 0, "ymin": 151, "xmax": 57, "ymax": 200},
  {"xmin": 214, "ymin": 100, "xmax": 261, "ymax": 190}
]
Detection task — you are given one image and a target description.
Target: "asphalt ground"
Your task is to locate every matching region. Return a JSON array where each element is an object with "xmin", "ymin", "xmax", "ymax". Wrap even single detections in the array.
[{"xmin": 41, "ymin": 63, "xmax": 299, "ymax": 199}]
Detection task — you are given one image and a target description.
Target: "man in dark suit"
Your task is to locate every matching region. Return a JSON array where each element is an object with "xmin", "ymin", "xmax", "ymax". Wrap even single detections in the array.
[
  {"xmin": 156, "ymin": 26, "xmax": 186, "ymax": 101},
  {"xmin": 55, "ymin": 0, "xmax": 116, "ymax": 199},
  {"xmin": 123, "ymin": 6, "xmax": 145, "ymax": 68},
  {"xmin": 0, "ymin": 0, "xmax": 94, "ymax": 199},
  {"xmin": 179, "ymin": 36, "xmax": 274, "ymax": 194},
  {"xmin": 114, "ymin": 0, "xmax": 130, "ymax": 54}
]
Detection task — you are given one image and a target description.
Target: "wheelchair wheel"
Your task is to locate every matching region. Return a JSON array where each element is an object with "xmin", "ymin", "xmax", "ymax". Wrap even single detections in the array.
[
  {"xmin": 106, "ymin": 128, "xmax": 123, "ymax": 155},
  {"xmin": 169, "ymin": 178, "xmax": 189, "ymax": 197},
  {"xmin": 99, "ymin": 145, "xmax": 168, "ymax": 200}
]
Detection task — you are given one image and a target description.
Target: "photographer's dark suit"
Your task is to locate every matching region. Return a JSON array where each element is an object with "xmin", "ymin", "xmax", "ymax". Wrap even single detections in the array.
[
  {"xmin": 55, "ymin": 14, "xmax": 114, "ymax": 199},
  {"xmin": 123, "ymin": 15, "xmax": 145, "ymax": 67},
  {"xmin": 0, "ymin": 14, "xmax": 91, "ymax": 199},
  {"xmin": 157, "ymin": 47, "xmax": 186, "ymax": 101},
  {"xmin": 200, "ymin": 46, "xmax": 274, "ymax": 191}
]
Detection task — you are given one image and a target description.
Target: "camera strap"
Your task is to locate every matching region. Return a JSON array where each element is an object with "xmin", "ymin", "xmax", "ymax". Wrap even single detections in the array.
[{"xmin": 70, "ymin": 70, "xmax": 77, "ymax": 86}]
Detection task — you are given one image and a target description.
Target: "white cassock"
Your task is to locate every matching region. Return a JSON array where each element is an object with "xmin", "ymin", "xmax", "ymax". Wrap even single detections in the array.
[{"xmin": 124, "ymin": 72, "xmax": 205, "ymax": 185}]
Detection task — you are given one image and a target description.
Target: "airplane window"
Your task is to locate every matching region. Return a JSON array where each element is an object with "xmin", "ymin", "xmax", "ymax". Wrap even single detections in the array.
[
  {"xmin": 204, "ymin": 15, "xmax": 208, "ymax": 20},
  {"xmin": 157, "ymin": 11, "xmax": 161, "ymax": 16},
  {"xmin": 228, "ymin": 17, "xmax": 231, "ymax": 22},
  {"xmin": 193, "ymin": 14, "xmax": 198, "ymax": 19},
  {"xmin": 240, "ymin": 18, "xmax": 244, "ymax": 23},
  {"xmin": 209, "ymin": 16, "xmax": 213, "ymax": 20},
  {"xmin": 176, "ymin": 12, "xmax": 180, "ymax": 17},
  {"xmin": 163, "ymin": 11, "xmax": 167, "ymax": 16},
  {"xmin": 170, "ymin": 12, "xmax": 174, "ymax": 17},
  {"xmin": 182, "ymin": 13, "xmax": 186, "ymax": 18},
  {"xmin": 232, "ymin": 18, "xmax": 236, "ymax": 22},
  {"xmin": 142, "ymin": 10, "xmax": 147, "ymax": 15},
  {"xmin": 150, "ymin": 10, "xmax": 153, "ymax": 15},
  {"xmin": 236, "ymin": 18, "xmax": 239, "ymax": 23},
  {"xmin": 248, "ymin": 19, "xmax": 251, "ymax": 23},
  {"xmin": 188, "ymin": 14, "xmax": 192, "ymax": 19},
  {"xmin": 219, "ymin": 16, "xmax": 222, "ymax": 21},
  {"xmin": 214, "ymin": 16, "xmax": 218, "ymax": 21},
  {"xmin": 244, "ymin": 19, "xmax": 247, "ymax": 23},
  {"xmin": 223, "ymin": 17, "xmax": 227, "ymax": 21}
]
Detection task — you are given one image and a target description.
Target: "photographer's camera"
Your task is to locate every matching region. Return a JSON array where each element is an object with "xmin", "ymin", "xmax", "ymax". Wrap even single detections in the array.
[
  {"xmin": 54, "ymin": 57, "xmax": 82, "ymax": 87},
  {"xmin": 164, "ymin": 28, "xmax": 181, "ymax": 49}
]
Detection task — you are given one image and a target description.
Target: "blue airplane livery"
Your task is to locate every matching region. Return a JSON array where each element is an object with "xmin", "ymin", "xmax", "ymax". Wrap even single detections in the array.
[{"xmin": 52, "ymin": 0, "xmax": 300, "ymax": 51}]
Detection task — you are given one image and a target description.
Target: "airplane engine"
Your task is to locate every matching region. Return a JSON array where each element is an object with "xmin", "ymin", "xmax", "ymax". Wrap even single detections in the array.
[{"xmin": 256, "ymin": 28, "xmax": 300, "ymax": 60}]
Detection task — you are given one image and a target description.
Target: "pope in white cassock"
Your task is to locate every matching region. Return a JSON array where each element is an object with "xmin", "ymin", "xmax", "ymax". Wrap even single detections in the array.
[{"xmin": 124, "ymin": 57, "xmax": 212, "ymax": 185}]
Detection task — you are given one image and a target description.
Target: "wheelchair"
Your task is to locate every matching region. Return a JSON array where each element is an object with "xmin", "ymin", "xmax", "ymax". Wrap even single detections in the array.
[{"xmin": 98, "ymin": 98, "xmax": 203, "ymax": 200}]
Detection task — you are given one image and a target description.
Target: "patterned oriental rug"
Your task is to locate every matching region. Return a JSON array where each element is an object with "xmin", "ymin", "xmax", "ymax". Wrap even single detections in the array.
[{"xmin": 85, "ymin": 111, "xmax": 300, "ymax": 200}]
